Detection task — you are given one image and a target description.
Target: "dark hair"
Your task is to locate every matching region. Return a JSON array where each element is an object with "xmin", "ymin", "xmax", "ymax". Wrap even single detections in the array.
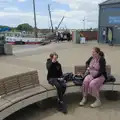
[
  {"xmin": 99, "ymin": 51, "xmax": 104, "ymax": 57},
  {"xmin": 49, "ymin": 53, "xmax": 54, "ymax": 59},
  {"xmin": 94, "ymin": 47, "xmax": 101, "ymax": 54},
  {"xmin": 49, "ymin": 52, "xmax": 58, "ymax": 59},
  {"xmin": 53, "ymin": 52, "xmax": 58, "ymax": 58}
]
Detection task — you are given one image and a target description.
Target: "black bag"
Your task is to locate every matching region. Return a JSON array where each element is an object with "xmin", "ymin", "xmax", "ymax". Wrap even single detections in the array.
[
  {"xmin": 104, "ymin": 75, "xmax": 116, "ymax": 83},
  {"xmin": 48, "ymin": 78, "xmax": 66, "ymax": 87},
  {"xmin": 72, "ymin": 75, "xmax": 84, "ymax": 86},
  {"xmin": 62, "ymin": 73, "xmax": 74, "ymax": 82}
]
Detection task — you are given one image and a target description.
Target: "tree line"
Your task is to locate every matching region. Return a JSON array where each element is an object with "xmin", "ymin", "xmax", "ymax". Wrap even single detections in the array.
[{"xmin": 0, "ymin": 23, "xmax": 33, "ymax": 32}]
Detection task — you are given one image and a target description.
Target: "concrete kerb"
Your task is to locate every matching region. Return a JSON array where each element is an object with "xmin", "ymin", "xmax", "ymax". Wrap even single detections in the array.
[
  {"xmin": 0, "ymin": 81, "xmax": 118, "ymax": 120},
  {"xmin": 0, "ymin": 86, "xmax": 47, "ymax": 120},
  {"xmin": 0, "ymin": 85, "xmax": 80, "ymax": 120}
]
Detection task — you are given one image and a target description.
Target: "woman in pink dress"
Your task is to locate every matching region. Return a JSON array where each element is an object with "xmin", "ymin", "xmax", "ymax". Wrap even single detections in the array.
[{"xmin": 79, "ymin": 47, "xmax": 107, "ymax": 107}]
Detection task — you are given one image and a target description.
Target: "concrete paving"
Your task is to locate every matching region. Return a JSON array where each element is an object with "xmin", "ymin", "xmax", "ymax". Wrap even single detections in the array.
[
  {"xmin": 5, "ymin": 93, "xmax": 120, "ymax": 120},
  {"xmin": 1, "ymin": 41, "xmax": 120, "ymax": 82},
  {"xmin": 1, "ymin": 41, "xmax": 120, "ymax": 120}
]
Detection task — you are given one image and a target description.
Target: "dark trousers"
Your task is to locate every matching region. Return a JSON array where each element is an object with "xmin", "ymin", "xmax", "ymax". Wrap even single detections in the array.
[
  {"xmin": 109, "ymin": 40, "xmax": 113, "ymax": 46},
  {"xmin": 48, "ymin": 78, "xmax": 66, "ymax": 101},
  {"xmin": 56, "ymin": 37, "xmax": 60, "ymax": 42},
  {"xmin": 103, "ymin": 35, "xmax": 106, "ymax": 43}
]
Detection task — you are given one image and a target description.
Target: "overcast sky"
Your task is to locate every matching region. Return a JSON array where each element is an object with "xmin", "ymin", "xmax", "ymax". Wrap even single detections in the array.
[{"xmin": 0, "ymin": 0, "xmax": 105, "ymax": 29}]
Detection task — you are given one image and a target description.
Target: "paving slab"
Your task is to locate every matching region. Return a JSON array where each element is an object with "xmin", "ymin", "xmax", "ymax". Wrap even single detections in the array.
[
  {"xmin": 4, "ymin": 86, "xmax": 47, "ymax": 103},
  {"xmin": 0, "ymin": 62, "xmax": 35, "ymax": 80}
]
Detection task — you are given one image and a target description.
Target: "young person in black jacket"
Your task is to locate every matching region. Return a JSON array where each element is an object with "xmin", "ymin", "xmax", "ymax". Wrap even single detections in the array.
[
  {"xmin": 79, "ymin": 47, "xmax": 107, "ymax": 108},
  {"xmin": 46, "ymin": 52, "xmax": 67, "ymax": 114}
]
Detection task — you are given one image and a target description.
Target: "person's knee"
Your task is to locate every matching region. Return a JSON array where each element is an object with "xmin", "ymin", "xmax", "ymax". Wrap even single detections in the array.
[
  {"xmin": 62, "ymin": 86, "xmax": 66, "ymax": 91},
  {"xmin": 89, "ymin": 81, "xmax": 96, "ymax": 89},
  {"xmin": 58, "ymin": 85, "xmax": 66, "ymax": 93},
  {"xmin": 62, "ymin": 82, "xmax": 66, "ymax": 88},
  {"xmin": 83, "ymin": 77, "xmax": 90, "ymax": 85},
  {"xmin": 56, "ymin": 84, "xmax": 62, "ymax": 91},
  {"xmin": 61, "ymin": 83, "xmax": 66, "ymax": 90},
  {"xmin": 48, "ymin": 79, "xmax": 54, "ymax": 86},
  {"xmin": 55, "ymin": 83, "xmax": 60, "ymax": 87}
]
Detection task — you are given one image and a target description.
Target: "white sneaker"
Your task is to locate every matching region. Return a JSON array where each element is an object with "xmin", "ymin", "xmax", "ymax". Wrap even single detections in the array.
[
  {"xmin": 79, "ymin": 97, "xmax": 87, "ymax": 106},
  {"xmin": 90, "ymin": 99, "xmax": 101, "ymax": 108}
]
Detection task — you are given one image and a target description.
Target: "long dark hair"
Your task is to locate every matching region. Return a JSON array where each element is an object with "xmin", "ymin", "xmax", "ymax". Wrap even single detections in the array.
[
  {"xmin": 94, "ymin": 47, "xmax": 101, "ymax": 54},
  {"xmin": 99, "ymin": 51, "xmax": 104, "ymax": 57},
  {"xmin": 94, "ymin": 47, "xmax": 105, "ymax": 57}
]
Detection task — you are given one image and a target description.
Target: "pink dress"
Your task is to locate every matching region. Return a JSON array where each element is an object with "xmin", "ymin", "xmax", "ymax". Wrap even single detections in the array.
[{"xmin": 82, "ymin": 58, "xmax": 105, "ymax": 98}]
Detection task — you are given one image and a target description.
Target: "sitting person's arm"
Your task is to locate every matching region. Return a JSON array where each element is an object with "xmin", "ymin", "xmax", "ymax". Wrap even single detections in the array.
[
  {"xmin": 46, "ymin": 53, "xmax": 54, "ymax": 70},
  {"xmin": 94, "ymin": 57, "xmax": 106, "ymax": 79},
  {"xmin": 46, "ymin": 59, "xmax": 53, "ymax": 70},
  {"xmin": 86, "ymin": 57, "xmax": 93, "ymax": 68},
  {"xmin": 58, "ymin": 63, "xmax": 63, "ymax": 77}
]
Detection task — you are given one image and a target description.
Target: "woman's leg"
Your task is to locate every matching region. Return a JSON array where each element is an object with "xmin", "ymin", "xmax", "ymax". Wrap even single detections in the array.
[
  {"xmin": 83, "ymin": 75, "xmax": 93, "ymax": 97},
  {"xmin": 89, "ymin": 76, "xmax": 105, "ymax": 107},
  {"xmin": 79, "ymin": 75, "xmax": 93, "ymax": 106}
]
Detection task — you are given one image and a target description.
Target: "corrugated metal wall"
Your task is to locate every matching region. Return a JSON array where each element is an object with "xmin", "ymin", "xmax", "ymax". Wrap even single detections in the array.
[{"xmin": 80, "ymin": 31, "xmax": 98, "ymax": 40}]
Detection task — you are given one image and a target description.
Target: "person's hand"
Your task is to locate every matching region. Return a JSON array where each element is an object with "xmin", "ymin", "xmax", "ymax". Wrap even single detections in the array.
[
  {"xmin": 87, "ymin": 67, "xmax": 90, "ymax": 70},
  {"xmin": 52, "ymin": 55, "xmax": 58, "ymax": 63},
  {"xmin": 77, "ymin": 72, "xmax": 83, "ymax": 77},
  {"xmin": 52, "ymin": 58, "xmax": 56, "ymax": 63}
]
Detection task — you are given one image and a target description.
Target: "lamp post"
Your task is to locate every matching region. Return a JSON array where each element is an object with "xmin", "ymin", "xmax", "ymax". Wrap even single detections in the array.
[
  {"xmin": 83, "ymin": 17, "xmax": 85, "ymax": 30},
  {"xmin": 80, "ymin": 17, "xmax": 86, "ymax": 30},
  {"xmin": 48, "ymin": 4, "xmax": 54, "ymax": 32},
  {"xmin": 33, "ymin": 0, "xmax": 38, "ymax": 38}
]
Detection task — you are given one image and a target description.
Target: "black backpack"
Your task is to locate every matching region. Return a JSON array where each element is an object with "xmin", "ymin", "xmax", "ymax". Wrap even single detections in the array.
[
  {"xmin": 104, "ymin": 75, "xmax": 116, "ymax": 83},
  {"xmin": 72, "ymin": 75, "xmax": 84, "ymax": 86},
  {"xmin": 62, "ymin": 73, "xmax": 74, "ymax": 82}
]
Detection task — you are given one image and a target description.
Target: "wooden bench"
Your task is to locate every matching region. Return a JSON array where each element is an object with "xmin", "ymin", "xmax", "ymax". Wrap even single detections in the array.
[
  {"xmin": 0, "ymin": 70, "xmax": 48, "ymax": 120},
  {"xmin": 0, "ymin": 70, "xmax": 40, "ymax": 98},
  {"xmin": 74, "ymin": 65, "xmax": 115, "ymax": 85},
  {"xmin": 74, "ymin": 65, "xmax": 111, "ymax": 76},
  {"xmin": 0, "ymin": 65, "xmax": 118, "ymax": 120}
]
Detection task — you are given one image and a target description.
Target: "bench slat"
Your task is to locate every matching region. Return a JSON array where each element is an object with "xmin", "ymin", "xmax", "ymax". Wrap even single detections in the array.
[
  {"xmin": 0, "ymin": 70, "xmax": 40, "ymax": 97},
  {"xmin": 0, "ymin": 81, "xmax": 6, "ymax": 96},
  {"xmin": 75, "ymin": 65, "xmax": 111, "ymax": 75}
]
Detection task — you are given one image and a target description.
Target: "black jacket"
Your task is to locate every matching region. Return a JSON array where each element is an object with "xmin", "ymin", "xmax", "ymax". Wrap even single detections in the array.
[
  {"xmin": 46, "ymin": 59, "xmax": 63, "ymax": 80},
  {"xmin": 86, "ymin": 57, "xmax": 107, "ymax": 79}
]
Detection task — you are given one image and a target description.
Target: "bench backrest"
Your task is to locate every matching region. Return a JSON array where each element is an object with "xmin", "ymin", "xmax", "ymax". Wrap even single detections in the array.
[
  {"xmin": 0, "ymin": 70, "xmax": 39, "ymax": 97},
  {"xmin": 74, "ymin": 65, "xmax": 111, "ymax": 75}
]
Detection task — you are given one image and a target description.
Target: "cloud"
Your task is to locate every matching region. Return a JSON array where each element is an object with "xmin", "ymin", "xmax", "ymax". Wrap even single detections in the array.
[
  {"xmin": 0, "ymin": 0, "xmax": 12, "ymax": 2},
  {"xmin": 4, "ymin": 7, "xmax": 20, "ymax": 12},
  {"xmin": 51, "ymin": 0, "xmax": 105, "ymax": 28},
  {"xmin": 51, "ymin": 9, "xmax": 98, "ymax": 29},
  {"xmin": 18, "ymin": 0, "xmax": 26, "ymax": 2},
  {"xmin": 52, "ymin": 0, "xmax": 104, "ymax": 10},
  {"xmin": 0, "ymin": 0, "xmax": 20, "ymax": 12},
  {"xmin": 0, "ymin": 11, "xmax": 49, "ymax": 28},
  {"xmin": 0, "ymin": 0, "xmax": 12, "ymax": 8},
  {"xmin": 0, "ymin": 0, "xmax": 106, "ymax": 29},
  {"xmin": 0, "ymin": 9, "xmax": 98, "ymax": 29}
]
